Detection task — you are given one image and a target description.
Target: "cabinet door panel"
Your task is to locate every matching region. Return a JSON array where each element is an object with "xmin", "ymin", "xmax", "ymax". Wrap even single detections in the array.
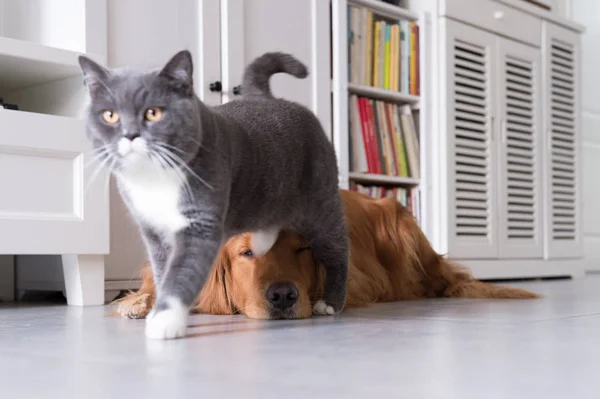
[
  {"xmin": 442, "ymin": 19, "xmax": 498, "ymax": 259},
  {"xmin": 496, "ymin": 38, "xmax": 544, "ymax": 258},
  {"xmin": 542, "ymin": 21, "xmax": 583, "ymax": 259}
]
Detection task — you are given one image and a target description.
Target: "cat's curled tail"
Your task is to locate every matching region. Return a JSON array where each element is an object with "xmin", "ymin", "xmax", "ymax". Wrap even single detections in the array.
[{"xmin": 241, "ymin": 52, "xmax": 308, "ymax": 99}]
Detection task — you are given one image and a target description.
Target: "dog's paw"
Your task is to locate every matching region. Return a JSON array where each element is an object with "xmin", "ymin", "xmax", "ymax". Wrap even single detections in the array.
[
  {"xmin": 117, "ymin": 293, "xmax": 153, "ymax": 319},
  {"xmin": 145, "ymin": 298, "xmax": 188, "ymax": 340},
  {"xmin": 312, "ymin": 299, "xmax": 336, "ymax": 316}
]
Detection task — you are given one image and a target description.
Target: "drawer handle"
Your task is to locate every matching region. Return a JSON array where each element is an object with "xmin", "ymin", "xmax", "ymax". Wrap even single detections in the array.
[{"xmin": 493, "ymin": 11, "xmax": 504, "ymax": 20}]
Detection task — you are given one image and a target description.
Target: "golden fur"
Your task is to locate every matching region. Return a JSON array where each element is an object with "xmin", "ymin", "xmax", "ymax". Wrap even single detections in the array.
[{"xmin": 117, "ymin": 190, "xmax": 538, "ymax": 319}]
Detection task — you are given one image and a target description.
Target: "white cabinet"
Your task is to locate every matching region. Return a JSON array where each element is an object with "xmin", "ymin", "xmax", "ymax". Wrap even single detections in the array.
[
  {"xmin": 428, "ymin": 0, "xmax": 585, "ymax": 278},
  {"xmin": 0, "ymin": 0, "xmax": 109, "ymax": 305}
]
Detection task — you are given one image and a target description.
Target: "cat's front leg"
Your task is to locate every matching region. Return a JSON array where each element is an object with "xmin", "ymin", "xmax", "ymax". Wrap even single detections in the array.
[{"xmin": 145, "ymin": 214, "xmax": 222, "ymax": 340}]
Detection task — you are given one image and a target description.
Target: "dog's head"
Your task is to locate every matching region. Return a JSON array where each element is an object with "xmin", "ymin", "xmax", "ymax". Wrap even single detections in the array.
[{"xmin": 197, "ymin": 231, "xmax": 325, "ymax": 319}]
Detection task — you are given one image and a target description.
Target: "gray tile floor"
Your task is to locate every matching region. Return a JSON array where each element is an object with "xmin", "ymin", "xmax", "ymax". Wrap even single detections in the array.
[{"xmin": 2, "ymin": 276, "xmax": 600, "ymax": 399}]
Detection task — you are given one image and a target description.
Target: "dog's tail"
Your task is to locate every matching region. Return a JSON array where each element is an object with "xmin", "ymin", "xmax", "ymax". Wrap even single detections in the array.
[
  {"xmin": 442, "ymin": 260, "xmax": 541, "ymax": 299},
  {"xmin": 241, "ymin": 52, "xmax": 308, "ymax": 99},
  {"xmin": 373, "ymin": 195, "xmax": 540, "ymax": 300}
]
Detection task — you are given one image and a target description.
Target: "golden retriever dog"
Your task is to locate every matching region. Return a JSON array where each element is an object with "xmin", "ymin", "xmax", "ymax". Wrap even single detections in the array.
[{"xmin": 117, "ymin": 190, "xmax": 538, "ymax": 320}]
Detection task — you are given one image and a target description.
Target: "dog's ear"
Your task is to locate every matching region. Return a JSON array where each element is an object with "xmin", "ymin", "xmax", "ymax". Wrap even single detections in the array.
[{"xmin": 195, "ymin": 250, "xmax": 235, "ymax": 315}]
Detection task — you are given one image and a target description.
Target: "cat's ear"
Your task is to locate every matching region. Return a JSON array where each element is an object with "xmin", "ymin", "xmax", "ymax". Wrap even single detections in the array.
[
  {"xmin": 78, "ymin": 56, "xmax": 109, "ymax": 96},
  {"xmin": 159, "ymin": 50, "xmax": 194, "ymax": 94}
]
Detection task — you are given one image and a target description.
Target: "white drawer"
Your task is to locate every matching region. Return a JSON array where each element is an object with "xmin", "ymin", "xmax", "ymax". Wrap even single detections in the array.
[{"xmin": 441, "ymin": 0, "xmax": 541, "ymax": 47}]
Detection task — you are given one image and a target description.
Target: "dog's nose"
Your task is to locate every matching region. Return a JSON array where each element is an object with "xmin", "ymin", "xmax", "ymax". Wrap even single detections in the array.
[{"xmin": 266, "ymin": 282, "xmax": 298, "ymax": 310}]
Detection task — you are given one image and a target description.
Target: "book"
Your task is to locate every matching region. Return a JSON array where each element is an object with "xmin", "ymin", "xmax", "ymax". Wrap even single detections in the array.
[
  {"xmin": 378, "ymin": 21, "xmax": 386, "ymax": 88},
  {"xmin": 350, "ymin": 95, "xmax": 369, "ymax": 173},
  {"xmin": 372, "ymin": 21, "xmax": 381, "ymax": 88},
  {"xmin": 410, "ymin": 22, "xmax": 418, "ymax": 95},
  {"xmin": 371, "ymin": 100, "xmax": 386, "ymax": 174},
  {"xmin": 365, "ymin": 11, "xmax": 373, "ymax": 86},
  {"xmin": 357, "ymin": 8, "xmax": 367, "ymax": 86},
  {"xmin": 384, "ymin": 103, "xmax": 399, "ymax": 175},
  {"xmin": 358, "ymin": 97, "xmax": 375, "ymax": 173},
  {"xmin": 399, "ymin": 105, "xmax": 420, "ymax": 178},
  {"xmin": 384, "ymin": 24, "xmax": 391, "ymax": 90},
  {"xmin": 365, "ymin": 99, "xmax": 383, "ymax": 174},
  {"xmin": 400, "ymin": 20, "xmax": 410, "ymax": 93},
  {"xmin": 391, "ymin": 104, "xmax": 409, "ymax": 177},
  {"xmin": 377, "ymin": 101, "xmax": 393, "ymax": 175},
  {"xmin": 390, "ymin": 24, "xmax": 399, "ymax": 92}
]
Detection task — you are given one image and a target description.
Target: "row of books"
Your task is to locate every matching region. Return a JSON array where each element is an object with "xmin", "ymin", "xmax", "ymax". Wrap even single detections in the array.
[
  {"xmin": 351, "ymin": 183, "xmax": 421, "ymax": 224},
  {"xmin": 349, "ymin": 95, "xmax": 420, "ymax": 178},
  {"xmin": 348, "ymin": 6, "xmax": 420, "ymax": 95}
]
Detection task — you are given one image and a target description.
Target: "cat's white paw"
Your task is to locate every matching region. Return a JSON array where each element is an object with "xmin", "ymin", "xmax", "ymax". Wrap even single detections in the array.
[
  {"xmin": 145, "ymin": 298, "xmax": 188, "ymax": 340},
  {"xmin": 312, "ymin": 299, "xmax": 335, "ymax": 316}
]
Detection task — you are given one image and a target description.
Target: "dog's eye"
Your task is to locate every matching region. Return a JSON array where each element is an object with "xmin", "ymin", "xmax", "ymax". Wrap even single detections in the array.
[
  {"xmin": 296, "ymin": 246, "xmax": 311, "ymax": 254},
  {"xmin": 241, "ymin": 249, "xmax": 254, "ymax": 258}
]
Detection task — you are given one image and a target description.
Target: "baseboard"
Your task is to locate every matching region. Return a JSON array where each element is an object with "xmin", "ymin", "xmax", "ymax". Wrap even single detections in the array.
[
  {"xmin": 459, "ymin": 258, "xmax": 585, "ymax": 280},
  {"xmin": 0, "ymin": 256, "xmax": 15, "ymax": 301}
]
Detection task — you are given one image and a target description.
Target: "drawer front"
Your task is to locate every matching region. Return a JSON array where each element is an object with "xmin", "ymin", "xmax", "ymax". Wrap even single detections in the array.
[
  {"xmin": 441, "ymin": 0, "xmax": 541, "ymax": 47},
  {"xmin": 0, "ymin": 110, "xmax": 109, "ymax": 255}
]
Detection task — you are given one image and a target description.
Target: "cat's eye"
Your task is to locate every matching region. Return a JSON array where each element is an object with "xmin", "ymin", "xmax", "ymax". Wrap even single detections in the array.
[
  {"xmin": 296, "ymin": 246, "xmax": 311, "ymax": 254},
  {"xmin": 144, "ymin": 107, "xmax": 163, "ymax": 122},
  {"xmin": 241, "ymin": 249, "xmax": 255, "ymax": 258},
  {"xmin": 102, "ymin": 110, "xmax": 120, "ymax": 124}
]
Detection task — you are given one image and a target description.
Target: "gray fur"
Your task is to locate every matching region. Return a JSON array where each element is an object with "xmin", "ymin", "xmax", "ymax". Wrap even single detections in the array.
[{"xmin": 79, "ymin": 50, "xmax": 349, "ymax": 319}]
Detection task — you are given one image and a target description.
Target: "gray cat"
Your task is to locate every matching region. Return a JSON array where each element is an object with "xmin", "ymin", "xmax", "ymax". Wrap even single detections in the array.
[{"xmin": 78, "ymin": 51, "xmax": 349, "ymax": 339}]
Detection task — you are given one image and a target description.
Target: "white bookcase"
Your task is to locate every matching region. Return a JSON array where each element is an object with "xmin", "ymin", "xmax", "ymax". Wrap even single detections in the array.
[
  {"xmin": 331, "ymin": 0, "xmax": 431, "ymax": 237},
  {"xmin": 0, "ymin": 0, "xmax": 108, "ymax": 305}
]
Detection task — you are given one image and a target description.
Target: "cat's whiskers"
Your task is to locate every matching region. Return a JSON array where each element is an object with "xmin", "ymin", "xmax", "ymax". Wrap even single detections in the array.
[
  {"xmin": 154, "ymin": 143, "xmax": 214, "ymax": 191},
  {"xmin": 84, "ymin": 145, "xmax": 111, "ymax": 169},
  {"xmin": 157, "ymin": 142, "xmax": 185, "ymax": 155},
  {"xmin": 85, "ymin": 151, "xmax": 115, "ymax": 194}
]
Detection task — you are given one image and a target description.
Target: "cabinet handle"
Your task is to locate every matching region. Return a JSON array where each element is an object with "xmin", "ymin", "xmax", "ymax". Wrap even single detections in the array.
[
  {"xmin": 493, "ymin": 11, "xmax": 504, "ymax": 20},
  {"xmin": 209, "ymin": 81, "xmax": 222, "ymax": 92}
]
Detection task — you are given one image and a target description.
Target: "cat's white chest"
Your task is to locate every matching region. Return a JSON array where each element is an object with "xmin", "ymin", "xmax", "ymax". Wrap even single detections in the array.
[{"xmin": 118, "ymin": 164, "xmax": 189, "ymax": 234}]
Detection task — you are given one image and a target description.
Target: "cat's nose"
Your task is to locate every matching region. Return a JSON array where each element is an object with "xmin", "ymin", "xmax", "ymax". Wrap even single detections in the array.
[{"xmin": 124, "ymin": 132, "xmax": 140, "ymax": 141}]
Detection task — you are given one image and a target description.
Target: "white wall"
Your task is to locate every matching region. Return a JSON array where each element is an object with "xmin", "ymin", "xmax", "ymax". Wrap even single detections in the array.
[
  {"xmin": 566, "ymin": 0, "xmax": 600, "ymax": 271},
  {"xmin": 242, "ymin": 0, "xmax": 331, "ymax": 137}
]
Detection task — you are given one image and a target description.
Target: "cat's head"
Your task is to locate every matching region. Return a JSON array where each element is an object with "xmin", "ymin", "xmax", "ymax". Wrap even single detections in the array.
[{"xmin": 78, "ymin": 50, "xmax": 201, "ymax": 173}]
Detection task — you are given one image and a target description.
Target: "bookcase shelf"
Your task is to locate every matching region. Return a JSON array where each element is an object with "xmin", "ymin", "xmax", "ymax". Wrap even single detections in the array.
[
  {"xmin": 349, "ymin": 172, "xmax": 420, "ymax": 186},
  {"xmin": 348, "ymin": 0, "xmax": 418, "ymax": 21},
  {"xmin": 331, "ymin": 0, "xmax": 429, "ymax": 230},
  {"xmin": 348, "ymin": 83, "xmax": 419, "ymax": 104},
  {"xmin": 0, "ymin": 36, "xmax": 87, "ymax": 92}
]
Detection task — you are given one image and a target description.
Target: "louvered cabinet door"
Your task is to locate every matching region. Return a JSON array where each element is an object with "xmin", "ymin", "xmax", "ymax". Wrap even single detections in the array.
[
  {"xmin": 542, "ymin": 22, "xmax": 583, "ymax": 259},
  {"xmin": 496, "ymin": 39, "xmax": 544, "ymax": 258},
  {"xmin": 442, "ymin": 20, "xmax": 498, "ymax": 259}
]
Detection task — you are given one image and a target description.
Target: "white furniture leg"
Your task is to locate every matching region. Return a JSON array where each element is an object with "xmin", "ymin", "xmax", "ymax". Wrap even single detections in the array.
[{"xmin": 61, "ymin": 255, "xmax": 105, "ymax": 306}]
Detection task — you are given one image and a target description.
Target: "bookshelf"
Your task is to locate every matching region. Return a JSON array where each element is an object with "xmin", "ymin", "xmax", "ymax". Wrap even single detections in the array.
[{"xmin": 331, "ymin": 0, "xmax": 429, "ymax": 229}]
